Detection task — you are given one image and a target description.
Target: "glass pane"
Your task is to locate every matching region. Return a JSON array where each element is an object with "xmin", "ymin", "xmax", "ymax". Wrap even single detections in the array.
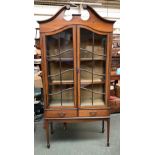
[
  {"xmin": 94, "ymin": 33, "xmax": 106, "ymax": 59},
  {"xmin": 80, "ymin": 85, "xmax": 92, "ymax": 106},
  {"xmin": 47, "ymin": 61, "xmax": 73, "ymax": 82},
  {"xmin": 80, "ymin": 84, "xmax": 105, "ymax": 106},
  {"xmin": 48, "ymin": 85, "xmax": 61, "ymax": 106},
  {"xmin": 62, "ymin": 85, "xmax": 74, "ymax": 106},
  {"xmin": 80, "ymin": 28, "xmax": 106, "ymax": 106},
  {"xmin": 80, "ymin": 28, "xmax": 106, "ymax": 60},
  {"xmin": 80, "ymin": 61, "xmax": 106, "ymax": 81},
  {"xmin": 46, "ymin": 29, "xmax": 73, "ymax": 58},
  {"xmin": 46, "ymin": 28, "xmax": 74, "ymax": 107},
  {"xmin": 48, "ymin": 85, "xmax": 74, "ymax": 107},
  {"xmin": 80, "ymin": 29, "xmax": 93, "ymax": 59}
]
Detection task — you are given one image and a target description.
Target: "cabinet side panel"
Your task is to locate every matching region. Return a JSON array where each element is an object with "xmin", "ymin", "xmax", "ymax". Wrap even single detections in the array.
[{"xmin": 40, "ymin": 35, "xmax": 48, "ymax": 108}]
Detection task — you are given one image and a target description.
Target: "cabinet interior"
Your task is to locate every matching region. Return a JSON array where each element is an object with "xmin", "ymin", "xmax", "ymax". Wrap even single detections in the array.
[{"xmin": 45, "ymin": 27, "xmax": 107, "ymax": 107}]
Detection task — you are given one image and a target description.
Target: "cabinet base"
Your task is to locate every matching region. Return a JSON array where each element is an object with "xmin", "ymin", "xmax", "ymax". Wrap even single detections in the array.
[{"xmin": 44, "ymin": 116, "xmax": 110, "ymax": 148}]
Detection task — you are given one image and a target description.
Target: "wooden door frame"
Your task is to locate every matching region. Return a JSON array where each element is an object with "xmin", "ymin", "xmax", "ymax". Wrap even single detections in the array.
[
  {"xmin": 41, "ymin": 25, "xmax": 77, "ymax": 109},
  {"xmin": 76, "ymin": 25, "xmax": 111, "ymax": 109}
]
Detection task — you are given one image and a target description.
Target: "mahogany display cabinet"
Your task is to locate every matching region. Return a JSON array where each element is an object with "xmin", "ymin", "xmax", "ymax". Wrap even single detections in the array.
[{"xmin": 38, "ymin": 5, "xmax": 115, "ymax": 148}]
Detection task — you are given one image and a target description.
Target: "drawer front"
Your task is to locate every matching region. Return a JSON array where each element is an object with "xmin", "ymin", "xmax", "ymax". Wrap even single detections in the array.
[
  {"xmin": 79, "ymin": 110, "xmax": 110, "ymax": 117},
  {"xmin": 44, "ymin": 110, "xmax": 77, "ymax": 118}
]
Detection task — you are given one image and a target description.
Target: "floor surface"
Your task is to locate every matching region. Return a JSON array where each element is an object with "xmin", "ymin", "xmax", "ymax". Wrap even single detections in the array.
[{"xmin": 34, "ymin": 114, "xmax": 120, "ymax": 155}]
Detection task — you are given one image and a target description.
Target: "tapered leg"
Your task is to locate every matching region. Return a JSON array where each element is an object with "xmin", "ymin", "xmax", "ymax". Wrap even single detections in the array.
[
  {"xmin": 102, "ymin": 120, "xmax": 104, "ymax": 133},
  {"xmin": 64, "ymin": 123, "xmax": 67, "ymax": 130},
  {"xmin": 50, "ymin": 123, "xmax": 54, "ymax": 134},
  {"xmin": 45, "ymin": 120, "xmax": 50, "ymax": 148},
  {"xmin": 107, "ymin": 118, "xmax": 110, "ymax": 147}
]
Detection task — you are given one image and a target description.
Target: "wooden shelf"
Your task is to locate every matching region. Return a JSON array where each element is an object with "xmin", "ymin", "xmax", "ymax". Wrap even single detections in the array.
[
  {"xmin": 49, "ymin": 99, "xmax": 105, "ymax": 107},
  {"xmin": 47, "ymin": 58, "xmax": 73, "ymax": 62},
  {"xmin": 81, "ymin": 99, "xmax": 105, "ymax": 106},
  {"xmin": 81, "ymin": 58, "xmax": 106, "ymax": 61},
  {"xmin": 49, "ymin": 79, "xmax": 105, "ymax": 85},
  {"xmin": 47, "ymin": 58, "xmax": 106, "ymax": 62},
  {"xmin": 49, "ymin": 80, "xmax": 74, "ymax": 85},
  {"xmin": 80, "ymin": 79, "xmax": 105, "ymax": 84},
  {"xmin": 49, "ymin": 100, "xmax": 74, "ymax": 107}
]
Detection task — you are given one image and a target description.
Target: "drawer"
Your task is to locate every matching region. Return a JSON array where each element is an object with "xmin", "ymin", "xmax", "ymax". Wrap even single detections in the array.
[
  {"xmin": 79, "ymin": 109, "xmax": 110, "ymax": 117},
  {"xmin": 44, "ymin": 110, "xmax": 77, "ymax": 118}
]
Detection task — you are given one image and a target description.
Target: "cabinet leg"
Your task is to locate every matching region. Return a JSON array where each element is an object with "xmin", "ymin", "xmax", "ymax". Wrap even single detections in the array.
[
  {"xmin": 45, "ymin": 120, "xmax": 50, "ymax": 148},
  {"xmin": 64, "ymin": 123, "xmax": 67, "ymax": 130},
  {"xmin": 107, "ymin": 118, "xmax": 110, "ymax": 147},
  {"xmin": 102, "ymin": 120, "xmax": 104, "ymax": 133},
  {"xmin": 50, "ymin": 123, "xmax": 54, "ymax": 134}
]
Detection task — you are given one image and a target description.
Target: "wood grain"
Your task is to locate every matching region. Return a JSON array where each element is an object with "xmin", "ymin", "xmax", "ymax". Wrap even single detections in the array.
[
  {"xmin": 79, "ymin": 109, "xmax": 110, "ymax": 117},
  {"xmin": 44, "ymin": 110, "xmax": 77, "ymax": 118}
]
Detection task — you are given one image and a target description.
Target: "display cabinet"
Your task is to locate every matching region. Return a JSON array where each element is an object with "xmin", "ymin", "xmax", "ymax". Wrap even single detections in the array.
[{"xmin": 38, "ymin": 5, "xmax": 115, "ymax": 148}]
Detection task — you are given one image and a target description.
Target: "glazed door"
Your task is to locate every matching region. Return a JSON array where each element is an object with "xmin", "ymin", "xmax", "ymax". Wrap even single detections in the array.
[
  {"xmin": 77, "ymin": 27, "xmax": 108, "ymax": 108},
  {"xmin": 44, "ymin": 27, "xmax": 77, "ymax": 108}
]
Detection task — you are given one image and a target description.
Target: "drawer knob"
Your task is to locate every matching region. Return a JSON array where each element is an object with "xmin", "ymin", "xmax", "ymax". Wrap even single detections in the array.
[
  {"xmin": 59, "ymin": 112, "xmax": 66, "ymax": 117},
  {"xmin": 89, "ymin": 112, "xmax": 97, "ymax": 116}
]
